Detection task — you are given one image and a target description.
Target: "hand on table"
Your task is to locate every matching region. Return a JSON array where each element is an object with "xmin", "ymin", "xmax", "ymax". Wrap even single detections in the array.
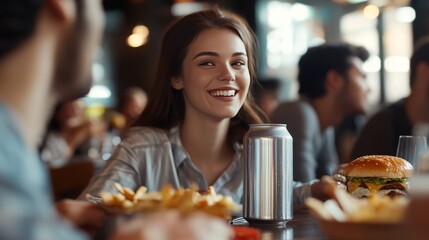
[
  {"xmin": 310, "ymin": 176, "xmax": 347, "ymax": 202},
  {"xmin": 56, "ymin": 199, "xmax": 106, "ymax": 236}
]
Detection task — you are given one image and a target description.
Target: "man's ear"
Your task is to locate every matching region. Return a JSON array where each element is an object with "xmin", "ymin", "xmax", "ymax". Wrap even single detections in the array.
[
  {"xmin": 171, "ymin": 77, "xmax": 183, "ymax": 90},
  {"xmin": 416, "ymin": 62, "xmax": 429, "ymax": 77},
  {"xmin": 413, "ymin": 62, "xmax": 429, "ymax": 88},
  {"xmin": 46, "ymin": 0, "xmax": 76, "ymax": 23},
  {"xmin": 325, "ymin": 70, "xmax": 345, "ymax": 92}
]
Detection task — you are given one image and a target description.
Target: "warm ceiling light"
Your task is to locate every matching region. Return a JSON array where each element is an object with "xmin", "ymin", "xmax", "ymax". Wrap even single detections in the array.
[
  {"xmin": 363, "ymin": 4, "xmax": 380, "ymax": 19},
  {"xmin": 127, "ymin": 25, "xmax": 149, "ymax": 48},
  {"xmin": 127, "ymin": 33, "xmax": 148, "ymax": 48},
  {"xmin": 133, "ymin": 25, "xmax": 149, "ymax": 38}
]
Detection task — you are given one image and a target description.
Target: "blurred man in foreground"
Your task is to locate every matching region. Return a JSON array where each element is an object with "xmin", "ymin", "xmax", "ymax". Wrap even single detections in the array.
[
  {"xmin": 0, "ymin": 1, "xmax": 231, "ymax": 239},
  {"xmin": 271, "ymin": 43, "xmax": 370, "ymax": 182},
  {"xmin": 0, "ymin": 1, "xmax": 104, "ymax": 238}
]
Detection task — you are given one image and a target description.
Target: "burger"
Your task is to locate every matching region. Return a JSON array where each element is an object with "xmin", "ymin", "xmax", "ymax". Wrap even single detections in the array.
[{"xmin": 339, "ymin": 155, "xmax": 413, "ymax": 198}]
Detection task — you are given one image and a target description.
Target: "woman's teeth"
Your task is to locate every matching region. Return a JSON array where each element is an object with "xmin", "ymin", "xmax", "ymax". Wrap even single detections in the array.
[{"xmin": 210, "ymin": 90, "xmax": 236, "ymax": 97}]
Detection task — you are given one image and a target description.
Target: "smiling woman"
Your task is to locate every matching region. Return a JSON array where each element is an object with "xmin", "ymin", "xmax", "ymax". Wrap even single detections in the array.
[
  {"xmin": 172, "ymin": 28, "xmax": 250, "ymax": 123},
  {"xmin": 80, "ymin": 8, "xmax": 318, "ymax": 209}
]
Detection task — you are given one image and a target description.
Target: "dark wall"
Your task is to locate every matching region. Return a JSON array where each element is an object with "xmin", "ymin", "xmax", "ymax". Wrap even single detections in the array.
[
  {"xmin": 105, "ymin": 1, "xmax": 174, "ymax": 109},
  {"xmin": 411, "ymin": 0, "xmax": 429, "ymax": 43}
]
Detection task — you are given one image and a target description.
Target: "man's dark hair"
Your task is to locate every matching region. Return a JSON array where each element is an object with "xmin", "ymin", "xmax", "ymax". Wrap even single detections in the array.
[
  {"xmin": 0, "ymin": 0, "xmax": 43, "ymax": 58},
  {"xmin": 253, "ymin": 77, "xmax": 281, "ymax": 104},
  {"xmin": 298, "ymin": 43, "xmax": 369, "ymax": 99},
  {"xmin": 410, "ymin": 36, "xmax": 429, "ymax": 87}
]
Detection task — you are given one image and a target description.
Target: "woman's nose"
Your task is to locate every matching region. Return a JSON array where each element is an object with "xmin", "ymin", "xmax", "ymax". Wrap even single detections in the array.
[{"xmin": 217, "ymin": 65, "xmax": 235, "ymax": 82}]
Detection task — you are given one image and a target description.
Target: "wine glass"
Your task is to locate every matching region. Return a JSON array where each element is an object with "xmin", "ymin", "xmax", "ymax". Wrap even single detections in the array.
[{"xmin": 396, "ymin": 135, "xmax": 428, "ymax": 169}]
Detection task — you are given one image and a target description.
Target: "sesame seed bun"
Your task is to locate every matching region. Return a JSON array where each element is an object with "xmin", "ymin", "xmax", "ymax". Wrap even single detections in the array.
[{"xmin": 341, "ymin": 155, "xmax": 414, "ymax": 179}]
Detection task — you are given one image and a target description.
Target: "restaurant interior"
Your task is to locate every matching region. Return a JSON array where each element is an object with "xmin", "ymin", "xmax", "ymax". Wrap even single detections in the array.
[
  {"xmin": 95, "ymin": 0, "xmax": 428, "ymax": 108},
  {"xmin": 43, "ymin": 0, "xmax": 429, "ymax": 239}
]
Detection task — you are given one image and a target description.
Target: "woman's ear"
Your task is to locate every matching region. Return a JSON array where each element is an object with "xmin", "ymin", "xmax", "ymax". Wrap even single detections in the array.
[
  {"xmin": 46, "ymin": 0, "xmax": 76, "ymax": 23},
  {"xmin": 171, "ymin": 77, "xmax": 183, "ymax": 90}
]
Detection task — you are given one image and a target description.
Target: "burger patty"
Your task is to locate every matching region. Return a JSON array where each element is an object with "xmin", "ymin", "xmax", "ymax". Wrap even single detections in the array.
[
  {"xmin": 348, "ymin": 182, "xmax": 408, "ymax": 198},
  {"xmin": 356, "ymin": 182, "xmax": 406, "ymax": 191},
  {"xmin": 386, "ymin": 190, "xmax": 406, "ymax": 198},
  {"xmin": 380, "ymin": 183, "xmax": 406, "ymax": 191}
]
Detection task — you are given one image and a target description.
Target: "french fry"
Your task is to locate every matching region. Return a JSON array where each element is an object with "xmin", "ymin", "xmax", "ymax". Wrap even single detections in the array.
[
  {"xmin": 112, "ymin": 193, "xmax": 126, "ymax": 205},
  {"xmin": 122, "ymin": 200, "xmax": 134, "ymax": 209},
  {"xmin": 305, "ymin": 198, "xmax": 334, "ymax": 221},
  {"xmin": 133, "ymin": 186, "xmax": 148, "ymax": 201},
  {"xmin": 332, "ymin": 187, "xmax": 362, "ymax": 214},
  {"xmin": 123, "ymin": 187, "xmax": 135, "ymax": 201},
  {"xmin": 114, "ymin": 182, "xmax": 125, "ymax": 195},
  {"xmin": 99, "ymin": 192, "xmax": 114, "ymax": 205},
  {"xmin": 323, "ymin": 199, "xmax": 347, "ymax": 222},
  {"xmin": 159, "ymin": 184, "xmax": 174, "ymax": 207}
]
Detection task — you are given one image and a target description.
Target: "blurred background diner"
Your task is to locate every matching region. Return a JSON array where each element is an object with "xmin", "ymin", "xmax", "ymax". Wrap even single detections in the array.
[
  {"xmin": 270, "ymin": 43, "xmax": 370, "ymax": 182},
  {"xmin": 46, "ymin": 0, "xmax": 429, "ymax": 210},
  {"xmin": 40, "ymin": 99, "xmax": 107, "ymax": 168}
]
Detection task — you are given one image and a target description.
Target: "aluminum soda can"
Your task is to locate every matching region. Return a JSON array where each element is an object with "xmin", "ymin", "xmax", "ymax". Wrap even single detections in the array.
[{"xmin": 243, "ymin": 123, "xmax": 293, "ymax": 225}]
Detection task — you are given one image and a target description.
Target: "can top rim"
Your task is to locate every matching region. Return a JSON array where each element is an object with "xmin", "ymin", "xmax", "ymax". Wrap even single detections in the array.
[{"xmin": 249, "ymin": 123, "xmax": 287, "ymax": 127}]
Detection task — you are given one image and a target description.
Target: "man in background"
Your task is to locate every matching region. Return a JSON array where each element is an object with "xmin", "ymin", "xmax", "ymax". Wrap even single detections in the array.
[
  {"xmin": 352, "ymin": 37, "xmax": 429, "ymax": 158},
  {"xmin": 271, "ymin": 43, "xmax": 370, "ymax": 182}
]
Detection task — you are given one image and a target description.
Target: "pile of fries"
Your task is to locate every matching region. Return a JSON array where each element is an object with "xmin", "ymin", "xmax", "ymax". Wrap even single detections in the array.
[
  {"xmin": 305, "ymin": 177, "xmax": 409, "ymax": 223},
  {"xmin": 306, "ymin": 177, "xmax": 409, "ymax": 223},
  {"xmin": 91, "ymin": 183, "xmax": 240, "ymax": 219}
]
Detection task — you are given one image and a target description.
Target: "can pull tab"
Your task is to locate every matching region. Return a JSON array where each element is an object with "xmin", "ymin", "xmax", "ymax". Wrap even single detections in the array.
[{"xmin": 229, "ymin": 217, "xmax": 247, "ymax": 225}]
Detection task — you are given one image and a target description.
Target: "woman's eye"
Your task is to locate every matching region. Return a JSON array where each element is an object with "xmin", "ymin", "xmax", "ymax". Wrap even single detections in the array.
[
  {"xmin": 199, "ymin": 61, "xmax": 214, "ymax": 66},
  {"xmin": 232, "ymin": 61, "xmax": 246, "ymax": 67}
]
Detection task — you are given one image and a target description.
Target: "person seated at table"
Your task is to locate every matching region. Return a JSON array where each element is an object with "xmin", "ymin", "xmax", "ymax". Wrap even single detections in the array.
[
  {"xmin": 120, "ymin": 86, "xmax": 148, "ymax": 131},
  {"xmin": 106, "ymin": 87, "xmax": 149, "ymax": 135},
  {"xmin": 80, "ymin": 8, "xmax": 332, "ymax": 206},
  {"xmin": 270, "ymin": 43, "xmax": 370, "ymax": 182},
  {"xmin": 0, "ymin": 0, "xmax": 232, "ymax": 239},
  {"xmin": 39, "ymin": 99, "xmax": 107, "ymax": 167},
  {"xmin": 352, "ymin": 36, "xmax": 429, "ymax": 158}
]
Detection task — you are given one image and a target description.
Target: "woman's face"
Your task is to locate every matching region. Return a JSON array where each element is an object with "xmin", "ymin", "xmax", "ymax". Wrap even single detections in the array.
[{"xmin": 172, "ymin": 28, "xmax": 250, "ymax": 122}]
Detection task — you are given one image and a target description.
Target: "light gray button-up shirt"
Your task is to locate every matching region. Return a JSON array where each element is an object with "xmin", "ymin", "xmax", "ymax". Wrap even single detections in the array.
[{"xmin": 80, "ymin": 126, "xmax": 313, "ymax": 205}]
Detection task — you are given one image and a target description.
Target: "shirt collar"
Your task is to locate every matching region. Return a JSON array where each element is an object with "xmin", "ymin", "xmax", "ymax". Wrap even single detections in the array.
[
  {"xmin": 168, "ymin": 125, "xmax": 243, "ymax": 169},
  {"xmin": 168, "ymin": 126, "xmax": 189, "ymax": 168}
]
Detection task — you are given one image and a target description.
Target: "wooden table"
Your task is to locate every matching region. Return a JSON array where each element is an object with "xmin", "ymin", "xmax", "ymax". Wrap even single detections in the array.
[{"xmin": 233, "ymin": 206, "xmax": 328, "ymax": 240}]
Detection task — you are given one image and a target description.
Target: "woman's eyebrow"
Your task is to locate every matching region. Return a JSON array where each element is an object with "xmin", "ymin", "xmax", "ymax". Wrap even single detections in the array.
[
  {"xmin": 192, "ymin": 51, "xmax": 247, "ymax": 60},
  {"xmin": 232, "ymin": 52, "xmax": 247, "ymax": 57},
  {"xmin": 192, "ymin": 51, "xmax": 218, "ymax": 60}
]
